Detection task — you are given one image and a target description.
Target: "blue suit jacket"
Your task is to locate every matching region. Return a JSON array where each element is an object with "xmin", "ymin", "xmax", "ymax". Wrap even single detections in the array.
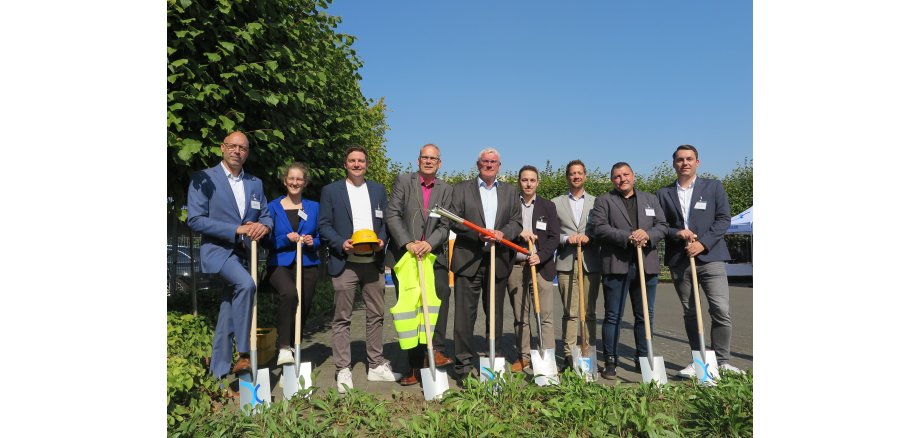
[
  {"xmin": 317, "ymin": 179, "xmax": 389, "ymax": 277},
  {"xmin": 656, "ymin": 177, "xmax": 731, "ymax": 266},
  {"xmin": 187, "ymin": 163, "xmax": 273, "ymax": 274},
  {"xmin": 263, "ymin": 196, "xmax": 322, "ymax": 267}
]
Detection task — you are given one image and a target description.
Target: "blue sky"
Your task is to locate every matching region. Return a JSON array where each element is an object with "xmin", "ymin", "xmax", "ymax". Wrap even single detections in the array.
[{"xmin": 325, "ymin": 0, "xmax": 752, "ymax": 179}]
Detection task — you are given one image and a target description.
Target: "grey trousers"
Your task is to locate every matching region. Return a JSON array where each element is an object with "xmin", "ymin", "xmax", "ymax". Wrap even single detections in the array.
[
  {"xmin": 507, "ymin": 264, "xmax": 555, "ymax": 361},
  {"xmin": 556, "ymin": 270, "xmax": 601, "ymax": 357},
  {"xmin": 670, "ymin": 260, "xmax": 733, "ymax": 364},
  {"xmin": 331, "ymin": 261, "xmax": 387, "ymax": 371}
]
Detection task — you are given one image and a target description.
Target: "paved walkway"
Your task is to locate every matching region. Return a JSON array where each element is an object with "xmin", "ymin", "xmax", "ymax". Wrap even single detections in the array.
[{"xmin": 257, "ymin": 281, "xmax": 753, "ymax": 399}]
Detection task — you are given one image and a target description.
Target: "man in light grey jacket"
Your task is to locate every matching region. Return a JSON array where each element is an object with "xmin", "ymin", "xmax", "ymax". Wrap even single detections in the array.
[{"xmin": 551, "ymin": 159, "xmax": 602, "ymax": 370}]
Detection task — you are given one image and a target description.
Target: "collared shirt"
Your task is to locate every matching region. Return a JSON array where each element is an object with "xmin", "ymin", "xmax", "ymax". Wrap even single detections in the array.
[
  {"xmin": 221, "ymin": 161, "xmax": 246, "ymax": 219},
  {"xmin": 477, "ymin": 177, "xmax": 499, "ymax": 230},
  {"xmin": 676, "ymin": 176, "xmax": 697, "ymax": 230},
  {"xmin": 419, "ymin": 175, "xmax": 435, "ymax": 211},
  {"xmin": 516, "ymin": 195, "xmax": 536, "ymax": 262},
  {"xmin": 561, "ymin": 190, "xmax": 587, "ymax": 244}
]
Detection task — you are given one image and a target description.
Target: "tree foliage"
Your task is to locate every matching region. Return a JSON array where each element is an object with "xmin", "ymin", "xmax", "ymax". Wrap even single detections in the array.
[
  {"xmin": 722, "ymin": 158, "xmax": 753, "ymax": 215},
  {"xmin": 167, "ymin": 0, "xmax": 388, "ymax": 214}
]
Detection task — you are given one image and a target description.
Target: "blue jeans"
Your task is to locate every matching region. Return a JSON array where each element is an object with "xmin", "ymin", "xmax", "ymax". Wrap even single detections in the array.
[
  {"xmin": 601, "ymin": 262, "xmax": 658, "ymax": 363},
  {"xmin": 210, "ymin": 253, "xmax": 256, "ymax": 378}
]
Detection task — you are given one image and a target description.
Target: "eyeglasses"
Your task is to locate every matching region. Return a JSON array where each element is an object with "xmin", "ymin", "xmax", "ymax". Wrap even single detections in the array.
[
  {"xmin": 286, "ymin": 177, "xmax": 305, "ymax": 183},
  {"xmin": 419, "ymin": 155, "xmax": 440, "ymax": 162},
  {"xmin": 479, "ymin": 159, "xmax": 500, "ymax": 165},
  {"xmin": 222, "ymin": 143, "xmax": 250, "ymax": 153}
]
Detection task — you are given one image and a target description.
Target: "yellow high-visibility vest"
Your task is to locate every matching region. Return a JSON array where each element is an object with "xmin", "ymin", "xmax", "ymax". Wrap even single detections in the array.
[{"xmin": 390, "ymin": 251, "xmax": 441, "ymax": 350}]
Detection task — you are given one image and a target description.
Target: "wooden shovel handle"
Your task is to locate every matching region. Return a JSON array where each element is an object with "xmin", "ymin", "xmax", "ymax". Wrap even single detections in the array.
[
  {"xmin": 295, "ymin": 241, "xmax": 302, "ymax": 344},
  {"xmin": 576, "ymin": 242, "xmax": 588, "ymax": 349},
  {"xmin": 417, "ymin": 257, "xmax": 435, "ymax": 350},
  {"xmin": 528, "ymin": 240, "xmax": 541, "ymax": 314},
  {"xmin": 249, "ymin": 239, "xmax": 258, "ymax": 349},
  {"xmin": 489, "ymin": 244, "xmax": 495, "ymax": 342},
  {"xmin": 636, "ymin": 245, "xmax": 652, "ymax": 341},
  {"xmin": 689, "ymin": 256, "xmax": 705, "ymax": 337}
]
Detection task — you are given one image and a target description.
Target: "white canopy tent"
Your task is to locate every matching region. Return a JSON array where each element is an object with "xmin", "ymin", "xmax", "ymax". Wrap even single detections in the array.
[
  {"xmin": 728, "ymin": 206, "xmax": 752, "ymax": 234},
  {"xmin": 726, "ymin": 206, "xmax": 753, "ymax": 276}
]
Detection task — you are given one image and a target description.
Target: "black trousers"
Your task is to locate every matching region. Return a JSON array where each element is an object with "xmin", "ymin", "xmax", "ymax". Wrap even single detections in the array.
[
  {"xmin": 393, "ymin": 262, "xmax": 451, "ymax": 368},
  {"xmin": 453, "ymin": 262, "xmax": 508, "ymax": 375},
  {"xmin": 268, "ymin": 263, "xmax": 319, "ymax": 348}
]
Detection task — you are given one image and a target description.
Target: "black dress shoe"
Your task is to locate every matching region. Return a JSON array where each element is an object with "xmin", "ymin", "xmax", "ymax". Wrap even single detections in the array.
[{"xmin": 602, "ymin": 360, "xmax": 617, "ymax": 380}]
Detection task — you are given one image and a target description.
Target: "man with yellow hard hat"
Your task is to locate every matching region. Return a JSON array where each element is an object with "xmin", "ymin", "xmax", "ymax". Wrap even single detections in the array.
[{"xmin": 318, "ymin": 145, "xmax": 401, "ymax": 393}]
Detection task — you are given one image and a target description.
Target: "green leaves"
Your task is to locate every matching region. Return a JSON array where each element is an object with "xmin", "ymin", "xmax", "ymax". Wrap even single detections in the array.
[{"xmin": 167, "ymin": 0, "xmax": 391, "ymax": 210}]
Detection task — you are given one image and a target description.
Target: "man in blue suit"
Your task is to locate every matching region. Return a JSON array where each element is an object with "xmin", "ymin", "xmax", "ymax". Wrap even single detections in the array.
[
  {"xmin": 318, "ymin": 145, "xmax": 401, "ymax": 393},
  {"xmin": 186, "ymin": 131, "xmax": 273, "ymax": 379},
  {"xmin": 656, "ymin": 144, "xmax": 741, "ymax": 376}
]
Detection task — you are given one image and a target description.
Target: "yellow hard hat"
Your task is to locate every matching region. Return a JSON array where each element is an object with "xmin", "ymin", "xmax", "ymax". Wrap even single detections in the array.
[{"xmin": 351, "ymin": 229, "xmax": 379, "ymax": 255}]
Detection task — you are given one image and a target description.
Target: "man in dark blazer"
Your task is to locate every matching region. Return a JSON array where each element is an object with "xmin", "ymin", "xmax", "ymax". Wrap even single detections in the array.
[
  {"xmin": 507, "ymin": 165, "xmax": 560, "ymax": 373},
  {"xmin": 589, "ymin": 162, "xmax": 667, "ymax": 379},
  {"xmin": 385, "ymin": 143, "xmax": 454, "ymax": 385},
  {"xmin": 656, "ymin": 144, "xmax": 740, "ymax": 377},
  {"xmin": 186, "ymin": 131, "xmax": 273, "ymax": 379},
  {"xmin": 449, "ymin": 147, "xmax": 523, "ymax": 380},
  {"xmin": 318, "ymin": 145, "xmax": 401, "ymax": 393}
]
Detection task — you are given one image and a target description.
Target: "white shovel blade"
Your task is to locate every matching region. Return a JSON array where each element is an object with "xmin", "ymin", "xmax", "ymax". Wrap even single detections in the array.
[
  {"xmin": 239, "ymin": 368, "xmax": 272, "ymax": 413},
  {"xmin": 280, "ymin": 362, "xmax": 314, "ymax": 400},
  {"xmin": 572, "ymin": 347, "xmax": 597, "ymax": 382},
  {"xmin": 691, "ymin": 350, "xmax": 720, "ymax": 385},
  {"xmin": 479, "ymin": 357, "xmax": 506, "ymax": 382},
  {"xmin": 530, "ymin": 349, "xmax": 559, "ymax": 386},
  {"xmin": 420, "ymin": 366, "xmax": 450, "ymax": 401},
  {"xmin": 639, "ymin": 356, "xmax": 668, "ymax": 385}
]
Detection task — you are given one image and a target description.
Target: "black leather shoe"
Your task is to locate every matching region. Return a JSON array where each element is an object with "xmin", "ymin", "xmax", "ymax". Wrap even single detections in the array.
[{"xmin": 602, "ymin": 359, "xmax": 617, "ymax": 380}]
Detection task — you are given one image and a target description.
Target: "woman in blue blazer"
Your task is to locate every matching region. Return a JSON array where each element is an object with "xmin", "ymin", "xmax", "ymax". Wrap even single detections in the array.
[{"xmin": 263, "ymin": 162, "xmax": 322, "ymax": 366}]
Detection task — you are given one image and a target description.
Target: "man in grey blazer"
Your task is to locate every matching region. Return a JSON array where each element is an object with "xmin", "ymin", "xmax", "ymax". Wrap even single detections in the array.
[
  {"xmin": 186, "ymin": 131, "xmax": 273, "ymax": 379},
  {"xmin": 386, "ymin": 143, "xmax": 454, "ymax": 385},
  {"xmin": 551, "ymin": 159, "xmax": 602, "ymax": 370},
  {"xmin": 656, "ymin": 145, "xmax": 741, "ymax": 376},
  {"xmin": 449, "ymin": 147, "xmax": 523, "ymax": 381},
  {"xmin": 589, "ymin": 162, "xmax": 667, "ymax": 379}
]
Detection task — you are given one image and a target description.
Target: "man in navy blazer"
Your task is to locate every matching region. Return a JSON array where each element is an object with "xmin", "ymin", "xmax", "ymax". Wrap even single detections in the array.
[
  {"xmin": 318, "ymin": 145, "xmax": 401, "ymax": 393},
  {"xmin": 589, "ymin": 162, "xmax": 668, "ymax": 379},
  {"xmin": 449, "ymin": 147, "xmax": 523, "ymax": 380},
  {"xmin": 656, "ymin": 145, "xmax": 741, "ymax": 376},
  {"xmin": 186, "ymin": 131, "xmax": 273, "ymax": 379},
  {"xmin": 507, "ymin": 165, "xmax": 560, "ymax": 373}
]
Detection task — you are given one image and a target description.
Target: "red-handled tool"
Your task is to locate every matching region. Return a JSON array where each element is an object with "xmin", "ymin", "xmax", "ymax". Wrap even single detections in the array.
[{"xmin": 431, "ymin": 205, "xmax": 530, "ymax": 255}]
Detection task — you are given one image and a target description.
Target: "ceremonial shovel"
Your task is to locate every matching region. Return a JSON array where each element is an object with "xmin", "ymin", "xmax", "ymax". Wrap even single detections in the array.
[
  {"xmin": 572, "ymin": 242, "xmax": 597, "ymax": 381},
  {"xmin": 282, "ymin": 241, "xmax": 313, "ymax": 400},
  {"xmin": 417, "ymin": 256, "xmax": 449, "ymax": 400},
  {"xmin": 635, "ymin": 244, "xmax": 667, "ymax": 384},
  {"xmin": 689, "ymin": 255, "xmax": 720, "ymax": 385},
  {"xmin": 480, "ymin": 244, "xmax": 506, "ymax": 382},
  {"xmin": 527, "ymin": 240, "xmax": 557, "ymax": 386},
  {"xmin": 239, "ymin": 239, "xmax": 271, "ymax": 412}
]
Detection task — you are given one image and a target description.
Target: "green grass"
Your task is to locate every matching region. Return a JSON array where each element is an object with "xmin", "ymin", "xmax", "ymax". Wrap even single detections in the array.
[{"xmin": 168, "ymin": 369, "xmax": 753, "ymax": 437}]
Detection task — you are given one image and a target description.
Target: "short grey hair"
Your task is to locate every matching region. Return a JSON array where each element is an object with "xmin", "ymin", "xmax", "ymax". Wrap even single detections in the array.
[
  {"xmin": 420, "ymin": 143, "xmax": 441, "ymax": 156},
  {"xmin": 478, "ymin": 147, "xmax": 501, "ymax": 161}
]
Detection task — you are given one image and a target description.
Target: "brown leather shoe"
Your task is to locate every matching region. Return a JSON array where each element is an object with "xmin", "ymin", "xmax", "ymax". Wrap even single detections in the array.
[
  {"xmin": 424, "ymin": 351, "xmax": 454, "ymax": 368},
  {"xmin": 399, "ymin": 369, "xmax": 419, "ymax": 386},
  {"xmin": 511, "ymin": 358, "xmax": 531, "ymax": 373},
  {"xmin": 433, "ymin": 350, "xmax": 454, "ymax": 367},
  {"xmin": 231, "ymin": 357, "xmax": 252, "ymax": 374}
]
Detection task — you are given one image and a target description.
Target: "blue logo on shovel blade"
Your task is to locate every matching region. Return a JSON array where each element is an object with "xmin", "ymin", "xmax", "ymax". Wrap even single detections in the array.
[{"xmin": 239, "ymin": 380, "xmax": 265, "ymax": 405}]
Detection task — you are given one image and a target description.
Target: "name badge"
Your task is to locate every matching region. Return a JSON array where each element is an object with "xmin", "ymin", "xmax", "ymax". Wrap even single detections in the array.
[
  {"xmin": 375, "ymin": 209, "xmax": 384, "ymax": 218},
  {"xmin": 298, "ymin": 209, "xmax": 308, "ymax": 220},
  {"xmin": 694, "ymin": 201, "xmax": 707, "ymax": 210},
  {"xmin": 536, "ymin": 220, "xmax": 547, "ymax": 231},
  {"xmin": 645, "ymin": 208, "xmax": 655, "ymax": 216},
  {"xmin": 250, "ymin": 200, "xmax": 261, "ymax": 209},
  {"xmin": 429, "ymin": 211, "xmax": 442, "ymax": 218}
]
